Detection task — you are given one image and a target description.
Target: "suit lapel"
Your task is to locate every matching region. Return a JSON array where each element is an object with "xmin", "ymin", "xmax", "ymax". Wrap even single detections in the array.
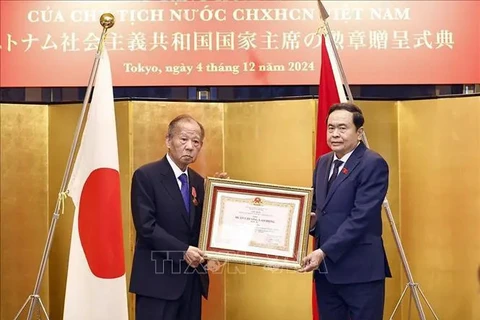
[
  {"xmin": 319, "ymin": 154, "xmax": 334, "ymax": 205},
  {"xmin": 322, "ymin": 142, "xmax": 366, "ymax": 210},
  {"xmin": 159, "ymin": 158, "xmax": 191, "ymax": 227},
  {"xmin": 188, "ymin": 169, "xmax": 196, "ymax": 227}
]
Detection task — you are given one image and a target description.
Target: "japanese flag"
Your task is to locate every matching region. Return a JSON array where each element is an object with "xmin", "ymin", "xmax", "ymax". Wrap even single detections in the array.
[{"xmin": 63, "ymin": 48, "xmax": 129, "ymax": 320}]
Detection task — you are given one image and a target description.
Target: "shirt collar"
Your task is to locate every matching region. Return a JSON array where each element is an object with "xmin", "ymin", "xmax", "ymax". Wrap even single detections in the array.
[
  {"xmin": 166, "ymin": 153, "xmax": 188, "ymax": 180},
  {"xmin": 333, "ymin": 141, "xmax": 360, "ymax": 163}
]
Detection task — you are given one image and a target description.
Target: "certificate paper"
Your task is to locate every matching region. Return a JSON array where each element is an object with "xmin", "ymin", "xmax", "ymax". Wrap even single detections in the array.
[
  {"xmin": 212, "ymin": 194, "xmax": 298, "ymax": 257},
  {"xmin": 199, "ymin": 178, "xmax": 313, "ymax": 270}
]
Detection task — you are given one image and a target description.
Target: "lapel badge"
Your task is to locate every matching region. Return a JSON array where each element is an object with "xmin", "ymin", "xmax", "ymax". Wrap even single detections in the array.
[{"xmin": 342, "ymin": 167, "xmax": 349, "ymax": 175}]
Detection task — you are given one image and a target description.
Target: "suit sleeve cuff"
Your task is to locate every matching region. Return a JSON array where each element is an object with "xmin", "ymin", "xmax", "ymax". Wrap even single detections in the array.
[{"xmin": 319, "ymin": 246, "xmax": 331, "ymax": 261}]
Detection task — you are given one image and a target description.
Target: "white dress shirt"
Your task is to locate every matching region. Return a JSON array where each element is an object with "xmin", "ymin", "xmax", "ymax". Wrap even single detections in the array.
[{"xmin": 166, "ymin": 153, "xmax": 189, "ymax": 190}]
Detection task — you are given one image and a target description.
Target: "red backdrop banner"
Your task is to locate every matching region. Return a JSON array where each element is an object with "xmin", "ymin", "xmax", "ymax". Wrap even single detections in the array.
[{"xmin": 1, "ymin": 1, "xmax": 479, "ymax": 87}]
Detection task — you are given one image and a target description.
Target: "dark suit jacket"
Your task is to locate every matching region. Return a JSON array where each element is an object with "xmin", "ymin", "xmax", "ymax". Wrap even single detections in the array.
[
  {"xmin": 129, "ymin": 156, "xmax": 209, "ymax": 300},
  {"xmin": 312, "ymin": 142, "xmax": 391, "ymax": 284}
]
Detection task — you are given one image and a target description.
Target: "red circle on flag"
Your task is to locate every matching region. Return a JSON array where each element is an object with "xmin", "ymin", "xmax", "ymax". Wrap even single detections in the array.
[{"xmin": 78, "ymin": 168, "xmax": 125, "ymax": 278}]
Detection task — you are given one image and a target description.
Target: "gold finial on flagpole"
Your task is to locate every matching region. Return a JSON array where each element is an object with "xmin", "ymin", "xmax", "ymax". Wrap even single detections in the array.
[
  {"xmin": 98, "ymin": 13, "xmax": 115, "ymax": 52},
  {"xmin": 316, "ymin": 23, "xmax": 328, "ymax": 36},
  {"xmin": 100, "ymin": 13, "xmax": 115, "ymax": 29}
]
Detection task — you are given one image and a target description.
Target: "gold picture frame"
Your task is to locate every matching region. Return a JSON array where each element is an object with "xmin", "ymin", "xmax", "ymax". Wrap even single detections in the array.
[{"xmin": 199, "ymin": 177, "xmax": 313, "ymax": 270}]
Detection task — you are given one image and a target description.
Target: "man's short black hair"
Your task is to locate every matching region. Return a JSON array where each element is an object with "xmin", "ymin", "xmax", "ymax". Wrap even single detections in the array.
[{"xmin": 327, "ymin": 103, "xmax": 364, "ymax": 129}]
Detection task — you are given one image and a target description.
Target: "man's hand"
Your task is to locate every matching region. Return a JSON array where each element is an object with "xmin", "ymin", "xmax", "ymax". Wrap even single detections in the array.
[
  {"xmin": 206, "ymin": 259, "xmax": 225, "ymax": 272},
  {"xmin": 214, "ymin": 172, "xmax": 229, "ymax": 179},
  {"xmin": 298, "ymin": 249, "xmax": 325, "ymax": 273},
  {"xmin": 184, "ymin": 246, "xmax": 205, "ymax": 268},
  {"xmin": 309, "ymin": 212, "xmax": 317, "ymax": 230}
]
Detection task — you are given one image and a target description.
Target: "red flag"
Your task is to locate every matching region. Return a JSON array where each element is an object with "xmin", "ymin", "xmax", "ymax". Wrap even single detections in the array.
[
  {"xmin": 312, "ymin": 33, "xmax": 348, "ymax": 320},
  {"xmin": 63, "ymin": 48, "xmax": 129, "ymax": 320}
]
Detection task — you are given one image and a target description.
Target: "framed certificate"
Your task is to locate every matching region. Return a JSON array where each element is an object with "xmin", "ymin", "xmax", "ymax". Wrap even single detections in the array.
[{"xmin": 199, "ymin": 177, "xmax": 313, "ymax": 270}]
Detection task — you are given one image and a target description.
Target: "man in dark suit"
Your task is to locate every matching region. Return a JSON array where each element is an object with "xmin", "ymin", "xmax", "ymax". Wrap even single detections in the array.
[
  {"xmin": 300, "ymin": 103, "xmax": 391, "ymax": 320},
  {"xmin": 129, "ymin": 114, "xmax": 224, "ymax": 320}
]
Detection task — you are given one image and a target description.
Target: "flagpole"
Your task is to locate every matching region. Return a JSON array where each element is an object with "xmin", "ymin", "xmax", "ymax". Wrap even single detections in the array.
[
  {"xmin": 315, "ymin": 2, "xmax": 439, "ymax": 320},
  {"xmin": 13, "ymin": 13, "xmax": 115, "ymax": 320}
]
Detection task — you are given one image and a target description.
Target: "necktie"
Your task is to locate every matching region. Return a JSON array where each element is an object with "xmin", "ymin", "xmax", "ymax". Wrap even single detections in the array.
[
  {"xmin": 327, "ymin": 160, "xmax": 344, "ymax": 192},
  {"xmin": 178, "ymin": 173, "xmax": 190, "ymax": 214}
]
